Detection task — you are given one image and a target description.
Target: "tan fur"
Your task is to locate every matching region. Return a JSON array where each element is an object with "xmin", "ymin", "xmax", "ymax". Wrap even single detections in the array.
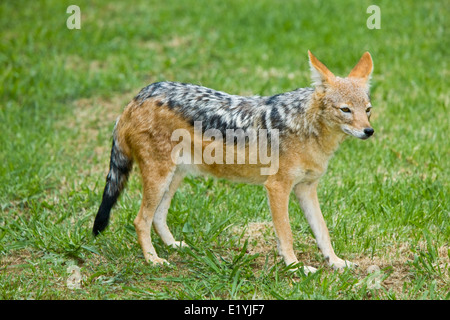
[{"xmin": 104, "ymin": 51, "xmax": 374, "ymax": 273}]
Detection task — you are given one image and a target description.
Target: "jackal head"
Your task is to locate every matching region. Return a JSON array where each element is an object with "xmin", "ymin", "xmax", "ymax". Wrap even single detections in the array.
[{"xmin": 308, "ymin": 50, "xmax": 374, "ymax": 140}]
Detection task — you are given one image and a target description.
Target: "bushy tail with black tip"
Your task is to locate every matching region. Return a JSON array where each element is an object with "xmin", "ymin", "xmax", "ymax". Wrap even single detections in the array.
[{"xmin": 93, "ymin": 131, "xmax": 132, "ymax": 236}]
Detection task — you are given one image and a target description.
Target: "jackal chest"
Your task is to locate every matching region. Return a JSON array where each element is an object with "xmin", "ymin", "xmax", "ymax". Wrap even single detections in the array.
[{"xmin": 289, "ymin": 158, "xmax": 329, "ymax": 185}]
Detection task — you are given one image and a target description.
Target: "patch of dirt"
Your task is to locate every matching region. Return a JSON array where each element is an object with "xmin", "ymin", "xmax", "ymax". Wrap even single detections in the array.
[
  {"xmin": 0, "ymin": 249, "xmax": 33, "ymax": 269},
  {"xmin": 69, "ymin": 93, "xmax": 131, "ymax": 137},
  {"xmin": 63, "ymin": 55, "xmax": 107, "ymax": 73},
  {"xmin": 232, "ymin": 221, "xmax": 276, "ymax": 255},
  {"xmin": 59, "ymin": 91, "xmax": 137, "ymax": 179},
  {"xmin": 231, "ymin": 221, "xmax": 449, "ymax": 295},
  {"xmin": 352, "ymin": 242, "xmax": 449, "ymax": 295}
]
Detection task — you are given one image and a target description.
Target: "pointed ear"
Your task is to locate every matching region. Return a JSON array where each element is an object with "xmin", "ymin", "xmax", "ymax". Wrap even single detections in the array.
[
  {"xmin": 348, "ymin": 52, "xmax": 373, "ymax": 84},
  {"xmin": 308, "ymin": 50, "xmax": 335, "ymax": 87}
]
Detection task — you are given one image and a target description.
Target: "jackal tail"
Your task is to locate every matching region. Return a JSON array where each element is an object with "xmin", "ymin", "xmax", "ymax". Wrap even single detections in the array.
[{"xmin": 93, "ymin": 130, "xmax": 133, "ymax": 236}]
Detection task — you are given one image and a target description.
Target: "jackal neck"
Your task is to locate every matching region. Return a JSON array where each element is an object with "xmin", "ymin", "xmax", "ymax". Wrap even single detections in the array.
[{"xmin": 300, "ymin": 90, "xmax": 346, "ymax": 156}]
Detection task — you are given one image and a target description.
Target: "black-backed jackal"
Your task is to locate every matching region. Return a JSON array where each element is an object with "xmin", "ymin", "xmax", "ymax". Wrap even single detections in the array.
[{"xmin": 93, "ymin": 51, "xmax": 374, "ymax": 274}]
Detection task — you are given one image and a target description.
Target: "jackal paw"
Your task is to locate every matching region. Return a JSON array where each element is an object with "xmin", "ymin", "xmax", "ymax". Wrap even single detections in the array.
[
  {"xmin": 147, "ymin": 256, "xmax": 170, "ymax": 266},
  {"xmin": 328, "ymin": 258, "xmax": 358, "ymax": 270},
  {"xmin": 169, "ymin": 241, "xmax": 189, "ymax": 249},
  {"xmin": 302, "ymin": 265, "xmax": 318, "ymax": 275},
  {"xmin": 287, "ymin": 264, "xmax": 318, "ymax": 275}
]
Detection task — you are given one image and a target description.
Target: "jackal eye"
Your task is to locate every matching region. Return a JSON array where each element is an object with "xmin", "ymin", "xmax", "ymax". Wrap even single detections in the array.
[
  {"xmin": 340, "ymin": 107, "xmax": 351, "ymax": 113},
  {"xmin": 366, "ymin": 107, "xmax": 372, "ymax": 113}
]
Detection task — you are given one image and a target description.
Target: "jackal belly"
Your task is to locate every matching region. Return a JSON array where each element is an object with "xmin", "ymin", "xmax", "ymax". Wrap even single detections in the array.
[{"xmin": 179, "ymin": 163, "xmax": 269, "ymax": 184}]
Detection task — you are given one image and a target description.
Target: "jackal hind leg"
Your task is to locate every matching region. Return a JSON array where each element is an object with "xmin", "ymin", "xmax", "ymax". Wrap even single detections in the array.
[
  {"xmin": 152, "ymin": 167, "xmax": 188, "ymax": 249},
  {"xmin": 134, "ymin": 157, "xmax": 176, "ymax": 265}
]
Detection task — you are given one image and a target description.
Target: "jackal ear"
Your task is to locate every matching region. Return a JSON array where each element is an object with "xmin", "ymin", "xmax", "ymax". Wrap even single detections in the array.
[
  {"xmin": 308, "ymin": 50, "xmax": 335, "ymax": 88},
  {"xmin": 348, "ymin": 52, "xmax": 373, "ymax": 85}
]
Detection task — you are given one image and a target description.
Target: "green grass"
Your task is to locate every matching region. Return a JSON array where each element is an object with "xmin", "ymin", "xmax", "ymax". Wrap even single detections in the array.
[{"xmin": 0, "ymin": 0, "xmax": 448, "ymax": 300}]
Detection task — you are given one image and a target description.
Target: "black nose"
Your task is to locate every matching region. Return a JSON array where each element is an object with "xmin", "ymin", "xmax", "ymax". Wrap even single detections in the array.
[{"xmin": 364, "ymin": 128, "xmax": 374, "ymax": 137}]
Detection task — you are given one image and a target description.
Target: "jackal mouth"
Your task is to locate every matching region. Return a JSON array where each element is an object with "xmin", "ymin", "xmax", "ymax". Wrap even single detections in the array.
[{"xmin": 342, "ymin": 126, "xmax": 372, "ymax": 140}]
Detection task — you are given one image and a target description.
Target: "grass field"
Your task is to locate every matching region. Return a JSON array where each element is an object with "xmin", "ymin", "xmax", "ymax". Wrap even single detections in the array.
[{"xmin": 0, "ymin": 0, "xmax": 448, "ymax": 300}]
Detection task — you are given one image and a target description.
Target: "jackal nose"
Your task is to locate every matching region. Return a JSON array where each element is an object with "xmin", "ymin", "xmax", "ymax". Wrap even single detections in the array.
[{"xmin": 364, "ymin": 128, "xmax": 374, "ymax": 137}]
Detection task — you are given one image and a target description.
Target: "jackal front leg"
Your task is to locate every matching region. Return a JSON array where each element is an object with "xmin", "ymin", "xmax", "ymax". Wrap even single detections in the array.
[
  {"xmin": 294, "ymin": 182, "xmax": 356, "ymax": 270},
  {"xmin": 265, "ymin": 179, "xmax": 317, "ymax": 274}
]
